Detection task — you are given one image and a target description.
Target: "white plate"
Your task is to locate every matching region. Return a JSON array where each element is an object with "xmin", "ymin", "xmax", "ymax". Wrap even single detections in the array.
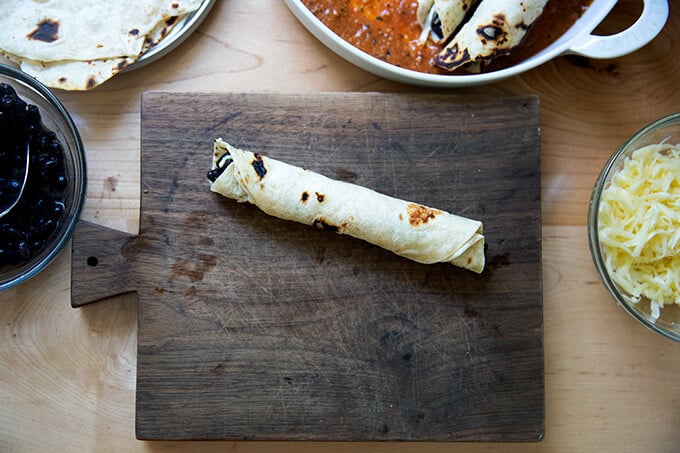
[
  {"xmin": 284, "ymin": 0, "xmax": 669, "ymax": 87},
  {"xmin": 129, "ymin": 0, "xmax": 217, "ymax": 71}
]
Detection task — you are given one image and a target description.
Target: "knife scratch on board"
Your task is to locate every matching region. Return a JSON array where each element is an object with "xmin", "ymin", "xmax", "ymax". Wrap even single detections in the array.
[
  {"xmin": 417, "ymin": 147, "xmax": 440, "ymax": 164},
  {"xmin": 231, "ymin": 261, "xmax": 272, "ymax": 296}
]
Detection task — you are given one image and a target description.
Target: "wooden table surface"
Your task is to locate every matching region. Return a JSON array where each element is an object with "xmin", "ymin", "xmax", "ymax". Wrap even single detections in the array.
[{"xmin": 2, "ymin": 1, "xmax": 679, "ymax": 451}]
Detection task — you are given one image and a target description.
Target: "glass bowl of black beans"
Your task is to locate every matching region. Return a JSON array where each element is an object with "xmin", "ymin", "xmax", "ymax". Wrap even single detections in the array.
[{"xmin": 0, "ymin": 64, "xmax": 86, "ymax": 290}]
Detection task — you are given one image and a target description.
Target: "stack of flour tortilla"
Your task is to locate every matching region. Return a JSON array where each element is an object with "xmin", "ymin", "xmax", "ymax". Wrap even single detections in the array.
[{"xmin": 0, "ymin": 0, "xmax": 203, "ymax": 90}]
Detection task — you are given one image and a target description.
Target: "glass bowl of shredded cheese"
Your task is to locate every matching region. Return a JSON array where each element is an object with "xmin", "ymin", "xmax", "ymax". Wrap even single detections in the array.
[{"xmin": 589, "ymin": 113, "xmax": 680, "ymax": 340}]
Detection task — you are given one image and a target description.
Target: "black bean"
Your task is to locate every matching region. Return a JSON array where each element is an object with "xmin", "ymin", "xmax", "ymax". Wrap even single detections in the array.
[
  {"xmin": 50, "ymin": 201, "xmax": 63, "ymax": 217},
  {"xmin": 0, "ymin": 223, "xmax": 23, "ymax": 239},
  {"xmin": 31, "ymin": 219, "xmax": 55, "ymax": 240},
  {"xmin": 0, "ymin": 177, "xmax": 21, "ymax": 195},
  {"xmin": 29, "ymin": 239, "xmax": 44, "ymax": 254},
  {"xmin": 0, "ymin": 248, "xmax": 17, "ymax": 267},
  {"xmin": 42, "ymin": 157, "xmax": 60, "ymax": 171},
  {"xmin": 28, "ymin": 196, "xmax": 46, "ymax": 212},
  {"xmin": 0, "ymin": 110, "xmax": 7, "ymax": 130},
  {"xmin": 11, "ymin": 145, "xmax": 27, "ymax": 167},
  {"xmin": 47, "ymin": 139, "xmax": 62, "ymax": 155},
  {"xmin": 0, "ymin": 83, "xmax": 17, "ymax": 98},
  {"xmin": 16, "ymin": 240, "xmax": 31, "ymax": 261},
  {"xmin": 51, "ymin": 174, "xmax": 67, "ymax": 191},
  {"xmin": 26, "ymin": 104, "xmax": 40, "ymax": 127}
]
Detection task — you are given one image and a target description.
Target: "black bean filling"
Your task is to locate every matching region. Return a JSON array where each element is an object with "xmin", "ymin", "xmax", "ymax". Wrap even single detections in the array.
[
  {"xmin": 0, "ymin": 83, "xmax": 68, "ymax": 270},
  {"xmin": 430, "ymin": 13, "xmax": 443, "ymax": 40},
  {"xmin": 206, "ymin": 152, "xmax": 232, "ymax": 182}
]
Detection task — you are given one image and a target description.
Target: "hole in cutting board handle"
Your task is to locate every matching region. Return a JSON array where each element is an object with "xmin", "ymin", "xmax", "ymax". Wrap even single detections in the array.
[{"xmin": 87, "ymin": 256, "xmax": 99, "ymax": 267}]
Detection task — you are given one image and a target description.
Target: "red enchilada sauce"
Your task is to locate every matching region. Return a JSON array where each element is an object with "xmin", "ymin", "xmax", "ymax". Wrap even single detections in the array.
[{"xmin": 301, "ymin": 0, "xmax": 592, "ymax": 74}]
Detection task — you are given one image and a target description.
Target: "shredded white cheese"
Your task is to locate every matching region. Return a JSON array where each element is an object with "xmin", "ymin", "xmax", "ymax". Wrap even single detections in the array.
[
  {"xmin": 598, "ymin": 143, "xmax": 680, "ymax": 320},
  {"xmin": 418, "ymin": 5, "xmax": 436, "ymax": 44}
]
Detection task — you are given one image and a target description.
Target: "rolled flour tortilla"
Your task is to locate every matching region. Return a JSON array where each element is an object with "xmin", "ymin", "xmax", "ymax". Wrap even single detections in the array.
[
  {"xmin": 208, "ymin": 139, "xmax": 485, "ymax": 273},
  {"xmin": 434, "ymin": 0, "xmax": 548, "ymax": 71}
]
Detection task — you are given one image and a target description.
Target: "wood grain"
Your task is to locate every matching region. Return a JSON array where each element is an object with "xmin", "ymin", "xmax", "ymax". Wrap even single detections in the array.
[
  {"xmin": 71, "ymin": 221, "xmax": 137, "ymax": 307},
  {"xmin": 2, "ymin": 0, "xmax": 680, "ymax": 451},
  {"xmin": 70, "ymin": 92, "xmax": 544, "ymax": 441}
]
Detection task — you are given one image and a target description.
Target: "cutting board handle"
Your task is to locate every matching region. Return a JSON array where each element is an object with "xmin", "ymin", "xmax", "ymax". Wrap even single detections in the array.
[{"xmin": 71, "ymin": 220, "xmax": 138, "ymax": 307}]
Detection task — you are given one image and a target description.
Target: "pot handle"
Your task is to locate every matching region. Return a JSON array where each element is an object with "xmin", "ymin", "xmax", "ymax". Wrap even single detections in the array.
[{"xmin": 567, "ymin": 0, "xmax": 669, "ymax": 59}]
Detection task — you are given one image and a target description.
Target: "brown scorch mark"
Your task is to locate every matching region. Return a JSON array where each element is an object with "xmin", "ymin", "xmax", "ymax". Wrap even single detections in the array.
[
  {"xmin": 315, "ymin": 192, "xmax": 325, "ymax": 202},
  {"xmin": 477, "ymin": 14, "xmax": 509, "ymax": 45},
  {"xmin": 28, "ymin": 19, "xmax": 59, "ymax": 43},
  {"xmin": 435, "ymin": 44, "xmax": 470, "ymax": 69},
  {"xmin": 301, "ymin": 191, "xmax": 309, "ymax": 202},
  {"xmin": 116, "ymin": 59, "xmax": 130, "ymax": 72},
  {"xmin": 313, "ymin": 218, "xmax": 339, "ymax": 233},
  {"xmin": 406, "ymin": 203, "xmax": 442, "ymax": 226}
]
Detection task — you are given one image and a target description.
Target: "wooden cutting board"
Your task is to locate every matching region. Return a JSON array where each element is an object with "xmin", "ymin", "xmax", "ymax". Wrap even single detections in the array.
[{"xmin": 71, "ymin": 92, "xmax": 543, "ymax": 441}]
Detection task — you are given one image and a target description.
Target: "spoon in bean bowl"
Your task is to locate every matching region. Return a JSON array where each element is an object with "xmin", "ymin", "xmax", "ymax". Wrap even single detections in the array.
[{"xmin": 0, "ymin": 142, "xmax": 30, "ymax": 219}]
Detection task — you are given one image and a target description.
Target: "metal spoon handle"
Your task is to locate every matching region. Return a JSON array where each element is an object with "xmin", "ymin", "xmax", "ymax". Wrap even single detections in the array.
[{"xmin": 0, "ymin": 142, "xmax": 30, "ymax": 219}]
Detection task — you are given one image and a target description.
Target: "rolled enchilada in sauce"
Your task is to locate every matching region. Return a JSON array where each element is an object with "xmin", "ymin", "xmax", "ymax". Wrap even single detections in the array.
[
  {"xmin": 208, "ymin": 138, "xmax": 485, "ymax": 273},
  {"xmin": 434, "ymin": 0, "xmax": 549, "ymax": 71}
]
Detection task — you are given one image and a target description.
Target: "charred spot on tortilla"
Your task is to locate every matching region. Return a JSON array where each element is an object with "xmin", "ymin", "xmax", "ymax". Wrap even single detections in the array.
[
  {"xmin": 86, "ymin": 76, "xmax": 97, "ymax": 90},
  {"xmin": 158, "ymin": 26, "xmax": 170, "ymax": 40},
  {"xmin": 407, "ymin": 203, "xmax": 442, "ymax": 226},
  {"xmin": 172, "ymin": 2, "xmax": 180, "ymax": 8},
  {"xmin": 315, "ymin": 192, "xmax": 325, "ymax": 203},
  {"xmin": 478, "ymin": 25, "xmax": 504, "ymax": 41},
  {"xmin": 58, "ymin": 76, "xmax": 67, "ymax": 83},
  {"xmin": 252, "ymin": 154, "xmax": 267, "ymax": 179},
  {"xmin": 478, "ymin": 14, "xmax": 509, "ymax": 42},
  {"xmin": 166, "ymin": 16, "xmax": 179, "ymax": 26},
  {"xmin": 516, "ymin": 21, "xmax": 530, "ymax": 31},
  {"xmin": 129, "ymin": 28, "xmax": 140, "ymax": 36},
  {"xmin": 313, "ymin": 218, "xmax": 339, "ymax": 233},
  {"xmin": 435, "ymin": 44, "xmax": 471, "ymax": 70},
  {"xmin": 28, "ymin": 19, "xmax": 59, "ymax": 43},
  {"xmin": 301, "ymin": 191, "xmax": 310, "ymax": 202}
]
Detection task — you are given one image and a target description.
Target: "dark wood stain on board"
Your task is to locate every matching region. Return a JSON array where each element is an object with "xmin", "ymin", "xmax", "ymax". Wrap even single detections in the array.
[{"xmin": 71, "ymin": 92, "xmax": 544, "ymax": 442}]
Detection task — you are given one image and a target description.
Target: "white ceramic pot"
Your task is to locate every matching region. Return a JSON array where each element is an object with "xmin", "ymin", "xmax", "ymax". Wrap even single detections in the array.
[{"xmin": 284, "ymin": 0, "xmax": 669, "ymax": 87}]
